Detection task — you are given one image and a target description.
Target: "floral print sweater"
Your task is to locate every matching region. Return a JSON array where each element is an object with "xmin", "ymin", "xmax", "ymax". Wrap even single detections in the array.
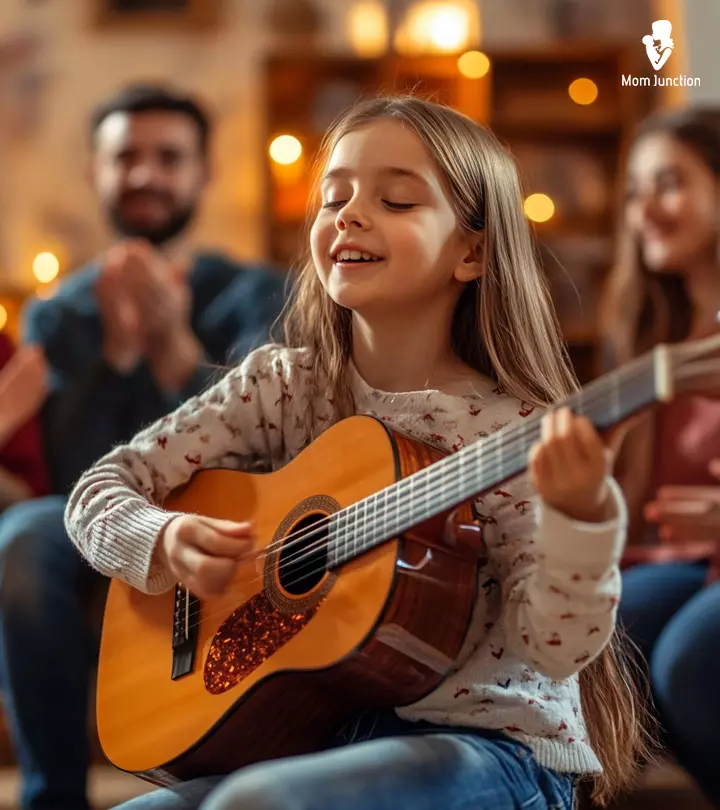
[{"xmin": 65, "ymin": 344, "xmax": 627, "ymax": 775}]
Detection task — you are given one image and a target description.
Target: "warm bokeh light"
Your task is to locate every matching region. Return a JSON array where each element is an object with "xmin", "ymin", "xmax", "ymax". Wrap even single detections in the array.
[
  {"xmin": 524, "ymin": 193, "xmax": 555, "ymax": 223},
  {"xmin": 457, "ymin": 50, "xmax": 490, "ymax": 79},
  {"xmin": 269, "ymin": 135, "xmax": 303, "ymax": 165},
  {"xmin": 0, "ymin": 305, "xmax": 6, "ymax": 332},
  {"xmin": 395, "ymin": 1, "xmax": 477, "ymax": 55},
  {"xmin": 33, "ymin": 252, "xmax": 60, "ymax": 283},
  {"xmin": 348, "ymin": 0, "xmax": 388, "ymax": 57},
  {"xmin": 568, "ymin": 77, "xmax": 599, "ymax": 105}
]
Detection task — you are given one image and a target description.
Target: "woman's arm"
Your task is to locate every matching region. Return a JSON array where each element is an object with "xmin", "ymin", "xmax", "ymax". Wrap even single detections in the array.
[{"xmin": 0, "ymin": 344, "xmax": 48, "ymax": 450}]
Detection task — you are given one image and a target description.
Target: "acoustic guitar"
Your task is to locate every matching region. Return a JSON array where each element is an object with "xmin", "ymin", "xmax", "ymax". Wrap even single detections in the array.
[{"xmin": 97, "ymin": 335, "xmax": 720, "ymax": 786}]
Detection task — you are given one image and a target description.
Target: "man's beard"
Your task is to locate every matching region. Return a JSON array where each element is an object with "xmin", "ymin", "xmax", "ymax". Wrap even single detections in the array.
[{"xmin": 108, "ymin": 193, "xmax": 199, "ymax": 247}]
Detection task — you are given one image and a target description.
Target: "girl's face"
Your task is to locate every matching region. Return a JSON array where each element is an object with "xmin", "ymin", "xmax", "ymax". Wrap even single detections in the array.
[
  {"xmin": 625, "ymin": 132, "xmax": 718, "ymax": 274},
  {"xmin": 310, "ymin": 118, "xmax": 480, "ymax": 315}
]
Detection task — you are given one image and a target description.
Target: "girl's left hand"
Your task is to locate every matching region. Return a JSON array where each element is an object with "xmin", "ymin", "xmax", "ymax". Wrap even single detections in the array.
[{"xmin": 529, "ymin": 407, "xmax": 610, "ymax": 523}]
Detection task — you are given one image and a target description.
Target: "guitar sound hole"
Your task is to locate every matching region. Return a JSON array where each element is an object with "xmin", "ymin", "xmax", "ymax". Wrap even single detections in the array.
[{"xmin": 278, "ymin": 513, "xmax": 329, "ymax": 596}]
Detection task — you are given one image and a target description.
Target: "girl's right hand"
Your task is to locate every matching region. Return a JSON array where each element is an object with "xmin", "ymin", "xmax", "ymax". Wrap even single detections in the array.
[{"xmin": 156, "ymin": 514, "xmax": 256, "ymax": 599}]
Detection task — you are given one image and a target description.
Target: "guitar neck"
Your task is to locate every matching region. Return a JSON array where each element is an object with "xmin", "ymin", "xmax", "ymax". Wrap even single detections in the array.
[{"xmin": 328, "ymin": 350, "xmax": 664, "ymax": 567}]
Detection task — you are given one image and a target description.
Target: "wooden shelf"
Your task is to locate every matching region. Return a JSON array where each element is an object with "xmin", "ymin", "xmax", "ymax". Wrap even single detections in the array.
[
  {"xmin": 493, "ymin": 117, "xmax": 622, "ymax": 136},
  {"xmin": 89, "ymin": 0, "xmax": 221, "ymax": 30}
]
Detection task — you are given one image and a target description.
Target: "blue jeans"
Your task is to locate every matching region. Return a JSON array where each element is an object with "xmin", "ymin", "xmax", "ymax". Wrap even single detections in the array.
[
  {"xmin": 620, "ymin": 562, "xmax": 720, "ymax": 805},
  {"xmin": 116, "ymin": 712, "xmax": 574, "ymax": 810},
  {"xmin": 0, "ymin": 495, "xmax": 104, "ymax": 810}
]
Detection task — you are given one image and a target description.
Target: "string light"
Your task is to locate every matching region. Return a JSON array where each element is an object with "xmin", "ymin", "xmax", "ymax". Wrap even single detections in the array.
[
  {"xmin": 348, "ymin": 0, "xmax": 388, "ymax": 57},
  {"xmin": 269, "ymin": 135, "xmax": 303, "ymax": 166},
  {"xmin": 33, "ymin": 252, "xmax": 60, "ymax": 283},
  {"xmin": 524, "ymin": 193, "xmax": 555, "ymax": 223},
  {"xmin": 457, "ymin": 50, "xmax": 490, "ymax": 78},
  {"xmin": 568, "ymin": 78, "xmax": 598, "ymax": 105},
  {"xmin": 395, "ymin": 1, "xmax": 476, "ymax": 55}
]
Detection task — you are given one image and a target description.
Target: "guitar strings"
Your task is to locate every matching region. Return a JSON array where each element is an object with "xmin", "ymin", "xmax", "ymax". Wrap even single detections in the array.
[
  {"xmin": 207, "ymin": 355, "xmax": 654, "ymax": 585},
  {"xmin": 210, "ymin": 356, "xmax": 653, "ymax": 577},
  {"xmin": 174, "ymin": 360, "xmax": 655, "ymax": 635},
  {"xmin": 177, "ymin": 359, "xmax": 654, "ymax": 632}
]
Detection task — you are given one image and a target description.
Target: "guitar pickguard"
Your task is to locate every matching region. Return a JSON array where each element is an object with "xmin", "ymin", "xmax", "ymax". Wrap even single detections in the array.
[{"xmin": 203, "ymin": 591, "xmax": 321, "ymax": 695}]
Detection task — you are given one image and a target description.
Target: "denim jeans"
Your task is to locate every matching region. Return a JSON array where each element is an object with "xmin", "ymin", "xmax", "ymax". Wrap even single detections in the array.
[
  {"xmin": 620, "ymin": 561, "xmax": 720, "ymax": 805},
  {"xmin": 117, "ymin": 711, "xmax": 574, "ymax": 810},
  {"xmin": 0, "ymin": 495, "xmax": 105, "ymax": 810}
]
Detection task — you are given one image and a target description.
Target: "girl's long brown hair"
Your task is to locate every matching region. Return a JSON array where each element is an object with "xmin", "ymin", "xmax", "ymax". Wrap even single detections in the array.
[
  {"xmin": 600, "ymin": 107, "xmax": 720, "ymax": 539},
  {"xmin": 283, "ymin": 95, "xmax": 653, "ymax": 803}
]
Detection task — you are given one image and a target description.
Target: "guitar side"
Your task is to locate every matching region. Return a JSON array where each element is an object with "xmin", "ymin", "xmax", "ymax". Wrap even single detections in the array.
[{"xmin": 96, "ymin": 416, "xmax": 480, "ymax": 784}]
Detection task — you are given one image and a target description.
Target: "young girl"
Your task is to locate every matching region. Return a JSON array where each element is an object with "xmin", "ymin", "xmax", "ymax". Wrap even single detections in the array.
[{"xmin": 65, "ymin": 96, "xmax": 647, "ymax": 810}]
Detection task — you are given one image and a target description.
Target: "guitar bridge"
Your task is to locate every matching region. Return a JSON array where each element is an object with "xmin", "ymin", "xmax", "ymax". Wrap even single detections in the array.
[{"xmin": 171, "ymin": 585, "xmax": 200, "ymax": 680}]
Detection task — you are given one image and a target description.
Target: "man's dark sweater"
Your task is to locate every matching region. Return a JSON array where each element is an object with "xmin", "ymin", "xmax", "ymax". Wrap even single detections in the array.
[{"xmin": 22, "ymin": 252, "xmax": 286, "ymax": 495}]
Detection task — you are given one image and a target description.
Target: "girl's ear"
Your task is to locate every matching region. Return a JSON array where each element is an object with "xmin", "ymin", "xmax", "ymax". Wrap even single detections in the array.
[{"xmin": 454, "ymin": 231, "xmax": 485, "ymax": 283}]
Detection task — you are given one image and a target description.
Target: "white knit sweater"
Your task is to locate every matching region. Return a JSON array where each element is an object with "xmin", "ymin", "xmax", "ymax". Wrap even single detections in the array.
[{"xmin": 65, "ymin": 344, "xmax": 627, "ymax": 776}]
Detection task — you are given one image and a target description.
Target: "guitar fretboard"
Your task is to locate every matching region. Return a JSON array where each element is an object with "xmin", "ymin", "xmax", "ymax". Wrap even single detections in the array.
[{"xmin": 328, "ymin": 351, "xmax": 658, "ymax": 567}]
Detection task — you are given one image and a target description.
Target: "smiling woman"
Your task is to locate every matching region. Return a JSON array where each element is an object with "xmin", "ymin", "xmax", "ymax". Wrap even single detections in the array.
[{"xmin": 600, "ymin": 105, "xmax": 720, "ymax": 807}]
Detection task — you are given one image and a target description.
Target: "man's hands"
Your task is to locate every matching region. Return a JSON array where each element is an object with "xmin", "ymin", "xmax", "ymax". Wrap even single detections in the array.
[
  {"xmin": 97, "ymin": 244, "xmax": 143, "ymax": 373},
  {"xmin": 96, "ymin": 240, "xmax": 202, "ymax": 389},
  {"xmin": 119, "ymin": 241, "xmax": 191, "ymax": 344}
]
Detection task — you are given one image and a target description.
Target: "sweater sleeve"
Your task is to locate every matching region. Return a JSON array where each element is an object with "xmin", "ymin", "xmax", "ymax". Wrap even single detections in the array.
[
  {"xmin": 479, "ymin": 473, "xmax": 627, "ymax": 680},
  {"xmin": 64, "ymin": 344, "xmax": 302, "ymax": 594}
]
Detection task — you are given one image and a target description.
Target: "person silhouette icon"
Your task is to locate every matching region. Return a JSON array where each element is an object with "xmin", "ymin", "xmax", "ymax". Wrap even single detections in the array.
[{"xmin": 643, "ymin": 19, "xmax": 674, "ymax": 71}]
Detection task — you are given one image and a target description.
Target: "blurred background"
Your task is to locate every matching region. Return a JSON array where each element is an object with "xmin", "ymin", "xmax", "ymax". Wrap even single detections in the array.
[
  {"xmin": 0, "ymin": 1, "xmax": 717, "ymax": 807},
  {"xmin": 0, "ymin": 0, "xmax": 712, "ymax": 381}
]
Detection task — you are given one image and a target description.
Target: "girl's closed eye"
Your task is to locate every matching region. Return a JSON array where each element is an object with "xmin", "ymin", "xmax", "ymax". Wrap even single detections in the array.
[
  {"xmin": 383, "ymin": 201, "xmax": 416, "ymax": 211},
  {"xmin": 321, "ymin": 200, "xmax": 416, "ymax": 211}
]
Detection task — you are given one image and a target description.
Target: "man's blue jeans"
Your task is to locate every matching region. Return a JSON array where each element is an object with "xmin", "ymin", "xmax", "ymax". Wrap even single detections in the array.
[
  {"xmin": 0, "ymin": 495, "xmax": 104, "ymax": 810},
  {"xmin": 116, "ymin": 712, "xmax": 574, "ymax": 810}
]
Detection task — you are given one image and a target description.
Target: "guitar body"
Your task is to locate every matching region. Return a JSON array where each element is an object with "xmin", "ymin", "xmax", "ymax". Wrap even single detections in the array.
[{"xmin": 97, "ymin": 416, "xmax": 481, "ymax": 785}]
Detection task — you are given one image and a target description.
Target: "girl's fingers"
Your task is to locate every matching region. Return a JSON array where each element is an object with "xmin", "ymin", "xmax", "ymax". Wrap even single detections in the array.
[
  {"xmin": 199, "ymin": 516, "xmax": 256, "ymax": 537},
  {"xmin": 540, "ymin": 410, "xmax": 555, "ymax": 443},
  {"xmin": 538, "ymin": 411, "xmax": 560, "ymax": 481},
  {"xmin": 176, "ymin": 546, "xmax": 239, "ymax": 598},
  {"xmin": 529, "ymin": 439, "xmax": 555, "ymax": 493},
  {"xmin": 572, "ymin": 416, "xmax": 601, "ymax": 464},
  {"xmin": 540, "ymin": 408, "xmax": 576, "ymax": 473},
  {"xmin": 185, "ymin": 517, "xmax": 255, "ymax": 560}
]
